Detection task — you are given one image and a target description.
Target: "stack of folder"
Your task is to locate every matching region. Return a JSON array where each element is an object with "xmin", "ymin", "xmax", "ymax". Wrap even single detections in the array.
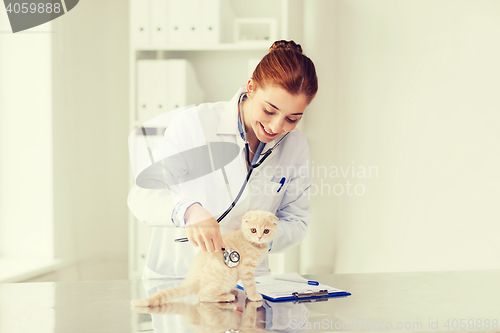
[
  {"xmin": 136, "ymin": 59, "xmax": 204, "ymax": 124},
  {"xmin": 130, "ymin": 0, "xmax": 221, "ymax": 46}
]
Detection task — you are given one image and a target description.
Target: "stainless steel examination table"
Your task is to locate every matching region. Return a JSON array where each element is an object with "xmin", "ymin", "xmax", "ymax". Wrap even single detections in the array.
[{"xmin": 1, "ymin": 270, "xmax": 499, "ymax": 332}]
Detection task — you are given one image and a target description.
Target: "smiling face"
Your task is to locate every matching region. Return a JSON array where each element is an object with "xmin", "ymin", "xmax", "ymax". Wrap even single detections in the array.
[{"xmin": 241, "ymin": 79, "xmax": 309, "ymax": 144}]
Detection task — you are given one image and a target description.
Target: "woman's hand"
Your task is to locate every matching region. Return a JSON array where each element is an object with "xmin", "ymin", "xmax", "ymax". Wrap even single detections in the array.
[{"xmin": 185, "ymin": 203, "xmax": 225, "ymax": 253}]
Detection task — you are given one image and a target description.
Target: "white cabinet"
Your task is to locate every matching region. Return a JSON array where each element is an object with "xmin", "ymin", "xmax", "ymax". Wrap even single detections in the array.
[{"xmin": 128, "ymin": 0, "xmax": 304, "ymax": 279}]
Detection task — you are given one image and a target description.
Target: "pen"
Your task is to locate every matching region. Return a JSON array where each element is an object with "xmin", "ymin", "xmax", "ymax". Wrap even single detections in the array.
[{"xmin": 274, "ymin": 277, "xmax": 320, "ymax": 286}]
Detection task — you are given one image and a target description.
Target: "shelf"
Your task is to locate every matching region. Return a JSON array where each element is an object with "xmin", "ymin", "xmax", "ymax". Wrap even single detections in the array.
[{"xmin": 133, "ymin": 42, "xmax": 271, "ymax": 52}]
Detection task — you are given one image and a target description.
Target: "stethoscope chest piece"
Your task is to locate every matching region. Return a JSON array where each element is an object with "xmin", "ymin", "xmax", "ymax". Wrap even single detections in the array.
[{"xmin": 222, "ymin": 248, "xmax": 240, "ymax": 268}]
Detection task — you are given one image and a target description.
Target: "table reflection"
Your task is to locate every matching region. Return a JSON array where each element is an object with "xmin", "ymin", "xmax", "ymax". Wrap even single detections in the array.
[{"xmin": 133, "ymin": 279, "xmax": 310, "ymax": 332}]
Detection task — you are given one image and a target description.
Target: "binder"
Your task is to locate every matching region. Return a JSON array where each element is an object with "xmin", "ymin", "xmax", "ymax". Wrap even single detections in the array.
[
  {"xmin": 130, "ymin": 0, "xmax": 150, "ymax": 46},
  {"xmin": 167, "ymin": 0, "xmax": 186, "ymax": 45},
  {"xmin": 184, "ymin": 0, "xmax": 201, "ymax": 44},
  {"xmin": 237, "ymin": 273, "xmax": 351, "ymax": 302},
  {"xmin": 153, "ymin": 61, "xmax": 170, "ymax": 117},
  {"xmin": 166, "ymin": 59, "xmax": 205, "ymax": 111},
  {"xmin": 137, "ymin": 60, "xmax": 170, "ymax": 122},
  {"xmin": 200, "ymin": 0, "xmax": 220, "ymax": 45},
  {"xmin": 150, "ymin": 0, "xmax": 168, "ymax": 46},
  {"xmin": 136, "ymin": 60, "xmax": 154, "ymax": 122}
]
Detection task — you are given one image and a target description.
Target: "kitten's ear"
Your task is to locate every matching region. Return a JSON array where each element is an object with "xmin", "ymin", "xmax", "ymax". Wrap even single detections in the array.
[
  {"xmin": 242, "ymin": 211, "xmax": 253, "ymax": 223},
  {"xmin": 270, "ymin": 215, "xmax": 279, "ymax": 225}
]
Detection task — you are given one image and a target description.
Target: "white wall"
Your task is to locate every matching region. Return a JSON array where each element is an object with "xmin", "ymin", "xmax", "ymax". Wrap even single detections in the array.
[
  {"xmin": 51, "ymin": 0, "xmax": 129, "ymax": 265},
  {"xmin": 302, "ymin": 0, "xmax": 500, "ymax": 273},
  {"xmin": 0, "ymin": 17, "xmax": 53, "ymax": 259}
]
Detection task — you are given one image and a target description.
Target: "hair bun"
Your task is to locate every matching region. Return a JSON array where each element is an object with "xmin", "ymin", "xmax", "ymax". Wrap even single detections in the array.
[{"xmin": 269, "ymin": 40, "xmax": 303, "ymax": 54}]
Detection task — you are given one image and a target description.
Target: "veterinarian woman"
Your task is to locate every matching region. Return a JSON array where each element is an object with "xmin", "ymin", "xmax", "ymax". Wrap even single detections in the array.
[{"xmin": 128, "ymin": 40, "xmax": 318, "ymax": 280}]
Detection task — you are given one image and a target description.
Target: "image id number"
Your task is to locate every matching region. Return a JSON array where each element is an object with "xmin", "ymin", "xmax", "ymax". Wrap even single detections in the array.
[
  {"xmin": 6, "ymin": 2, "xmax": 62, "ymax": 14},
  {"xmin": 444, "ymin": 319, "xmax": 498, "ymax": 330}
]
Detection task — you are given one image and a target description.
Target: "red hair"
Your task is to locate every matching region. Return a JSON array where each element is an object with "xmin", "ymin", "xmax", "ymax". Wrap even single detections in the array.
[{"xmin": 252, "ymin": 40, "xmax": 318, "ymax": 103}]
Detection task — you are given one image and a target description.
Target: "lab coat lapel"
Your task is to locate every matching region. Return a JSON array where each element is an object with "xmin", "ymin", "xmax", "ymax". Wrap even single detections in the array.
[{"xmin": 217, "ymin": 87, "xmax": 249, "ymax": 174}]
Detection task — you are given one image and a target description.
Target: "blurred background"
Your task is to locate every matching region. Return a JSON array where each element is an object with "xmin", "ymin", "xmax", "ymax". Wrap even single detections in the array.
[{"xmin": 0, "ymin": 0, "xmax": 499, "ymax": 283}]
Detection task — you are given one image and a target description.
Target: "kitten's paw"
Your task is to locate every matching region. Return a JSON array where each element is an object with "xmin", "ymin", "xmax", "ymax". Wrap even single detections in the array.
[
  {"xmin": 218, "ymin": 293, "xmax": 236, "ymax": 303},
  {"xmin": 130, "ymin": 299, "xmax": 149, "ymax": 307},
  {"xmin": 131, "ymin": 304, "xmax": 168, "ymax": 314},
  {"xmin": 131, "ymin": 305, "xmax": 151, "ymax": 313},
  {"xmin": 246, "ymin": 293, "xmax": 263, "ymax": 302},
  {"xmin": 245, "ymin": 299, "xmax": 263, "ymax": 308},
  {"xmin": 132, "ymin": 303, "xmax": 175, "ymax": 314},
  {"xmin": 230, "ymin": 289, "xmax": 239, "ymax": 296}
]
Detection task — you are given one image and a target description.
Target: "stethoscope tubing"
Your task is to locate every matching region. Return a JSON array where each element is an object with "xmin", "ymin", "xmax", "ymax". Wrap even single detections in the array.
[{"xmin": 174, "ymin": 142, "xmax": 273, "ymax": 243}]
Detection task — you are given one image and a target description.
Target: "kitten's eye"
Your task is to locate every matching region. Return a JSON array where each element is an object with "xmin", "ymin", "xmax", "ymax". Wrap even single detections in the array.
[
  {"xmin": 251, "ymin": 228, "xmax": 257, "ymax": 233},
  {"xmin": 263, "ymin": 229, "xmax": 269, "ymax": 234}
]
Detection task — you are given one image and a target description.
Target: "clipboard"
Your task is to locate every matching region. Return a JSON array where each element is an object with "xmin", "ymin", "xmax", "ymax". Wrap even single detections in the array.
[{"xmin": 237, "ymin": 273, "xmax": 351, "ymax": 302}]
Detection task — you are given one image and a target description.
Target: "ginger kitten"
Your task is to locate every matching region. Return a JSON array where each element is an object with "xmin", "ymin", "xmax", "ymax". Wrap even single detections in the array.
[{"xmin": 132, "ymin": 210, "xmax": 278, "ymax": 305}]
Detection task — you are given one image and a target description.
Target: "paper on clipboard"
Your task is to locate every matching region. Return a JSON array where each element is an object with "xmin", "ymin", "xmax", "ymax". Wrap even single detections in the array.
[{"xmin": 237, "ymin": 273, "xmax": 350, "ymax": 301}]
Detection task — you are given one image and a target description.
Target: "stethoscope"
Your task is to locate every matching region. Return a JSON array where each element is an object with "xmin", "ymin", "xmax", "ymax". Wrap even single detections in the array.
[{"xmin": 175, "ymin": 92, "xmax": 289, "ymax": 267}]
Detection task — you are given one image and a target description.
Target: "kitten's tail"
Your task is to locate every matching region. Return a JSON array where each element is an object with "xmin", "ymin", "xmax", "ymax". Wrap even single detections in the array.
[{"xmin": 131, "ymin": 283, "xmax": 195, "ymax": 307}]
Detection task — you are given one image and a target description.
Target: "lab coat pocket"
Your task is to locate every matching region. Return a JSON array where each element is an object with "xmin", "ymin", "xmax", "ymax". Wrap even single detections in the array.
[{"xmin": 257, "ymin": 179, "xmax": 286, "ymax": 212}]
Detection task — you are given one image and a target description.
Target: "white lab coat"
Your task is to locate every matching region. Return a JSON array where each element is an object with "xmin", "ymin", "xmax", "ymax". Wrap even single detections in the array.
[{"xmin": 127, "ymin": 87, "xmax": 312, "ymax": 279}]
